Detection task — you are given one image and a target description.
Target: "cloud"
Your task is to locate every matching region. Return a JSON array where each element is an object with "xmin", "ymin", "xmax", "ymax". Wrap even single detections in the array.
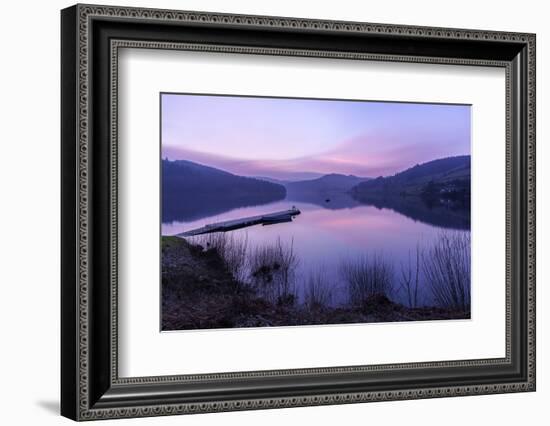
[{"xmin": 163, "ymin": 129, "xmax": 469, "ymax": 181}]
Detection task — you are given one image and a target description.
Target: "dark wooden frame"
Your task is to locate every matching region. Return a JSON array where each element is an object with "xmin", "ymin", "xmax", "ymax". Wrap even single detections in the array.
[{"xmin": 61, "ymin": 3, "xmax": 536, "ymax": 421}]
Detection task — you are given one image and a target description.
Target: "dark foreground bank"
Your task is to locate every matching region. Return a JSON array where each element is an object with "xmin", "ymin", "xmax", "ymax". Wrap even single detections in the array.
[{"xmin": 161, "ymin": 236, "xmax": 469, "ymax": 330}]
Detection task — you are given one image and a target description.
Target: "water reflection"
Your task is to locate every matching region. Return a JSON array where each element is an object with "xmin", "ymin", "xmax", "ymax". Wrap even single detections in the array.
[
  {"xmin": 162, "ymin": 193, "xmax": 471, "ymax": 308},
  {"xmin": 352, "ymin": 194, "xmax": 470, "ymax": 230},
  {"xmin": 163, "ymin": 190, "xmax": 470, "ymax": 230},
  {"xmin": 162, "ymin": 191, "xmax": 285, "ymax": 223}
]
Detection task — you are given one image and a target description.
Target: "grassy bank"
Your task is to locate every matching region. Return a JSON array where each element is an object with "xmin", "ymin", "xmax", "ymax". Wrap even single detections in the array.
[{"xmin": 161, "ymin": 236, "xmax": 469, "ymax": 331}]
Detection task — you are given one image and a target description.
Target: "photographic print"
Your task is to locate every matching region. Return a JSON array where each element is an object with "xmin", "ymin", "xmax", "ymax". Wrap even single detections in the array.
[{"xmin": 161, "ymin": 93, "xmax": 471, "ymax": 331}]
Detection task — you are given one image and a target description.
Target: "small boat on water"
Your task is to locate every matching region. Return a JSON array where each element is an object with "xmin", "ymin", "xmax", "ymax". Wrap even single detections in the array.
[{"xmin": 177, "ymin": 207, "xmax": 301, "ymax": 237}]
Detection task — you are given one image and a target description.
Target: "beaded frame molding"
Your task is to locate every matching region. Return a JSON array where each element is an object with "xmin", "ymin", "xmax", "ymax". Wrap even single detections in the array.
[{"xmin": 61, "ymin": 4, "xmax": 536, "ymax": 421}]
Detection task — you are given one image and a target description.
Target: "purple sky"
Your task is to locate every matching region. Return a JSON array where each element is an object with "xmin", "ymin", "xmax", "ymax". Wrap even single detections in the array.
[{"xmin": 161, "ymin": 94, "xmax": 471, "ymax": 180}]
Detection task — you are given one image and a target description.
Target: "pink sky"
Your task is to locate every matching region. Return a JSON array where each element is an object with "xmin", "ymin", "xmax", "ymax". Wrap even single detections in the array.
[{"xmin": 162, "ymin": 94, "xmax": 471, "ymax": 180}]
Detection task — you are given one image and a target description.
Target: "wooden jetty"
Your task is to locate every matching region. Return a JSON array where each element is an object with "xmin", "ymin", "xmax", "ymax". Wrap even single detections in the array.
[{"xmin": 177, "ymin": 207, "xmax": 301, "ymax": 237}]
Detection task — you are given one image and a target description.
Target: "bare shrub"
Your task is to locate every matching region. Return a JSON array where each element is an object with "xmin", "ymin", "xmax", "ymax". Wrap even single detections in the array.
[
  {"xmin": 399, "ymin": 243, "xmax": 421, "ymax": 308},
  {"xmin": 422, "ymin": 231, "xmax": 470, "ymax": 311},
  {"xmin": 248, "ymin": 237, "xmax": 299, "ymax": 304},
  {"xmin": 340, "ymin": 253, "xmax": 394, "ymax": 307},
  {"xmin": 304, "ymin": 268, "xmax": 333, "ymax": 309},
  {"xmin": 192, "ymin": 232, "xmax": 249, "ymax": 283}
]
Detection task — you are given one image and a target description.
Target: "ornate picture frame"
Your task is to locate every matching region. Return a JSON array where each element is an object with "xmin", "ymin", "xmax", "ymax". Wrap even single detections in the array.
[{"xmin": 61, "ymin": 4, "xmax": 535, "ymax": 421}]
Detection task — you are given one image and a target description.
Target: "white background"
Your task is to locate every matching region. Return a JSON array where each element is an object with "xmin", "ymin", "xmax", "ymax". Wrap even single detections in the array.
[
  {"xmin": 0, "ymin": 0, "xmax": 547, "ymax": 425},
  {"xmin": 119, "ymin": 49, "xmax": 505, "ymax": 377}
]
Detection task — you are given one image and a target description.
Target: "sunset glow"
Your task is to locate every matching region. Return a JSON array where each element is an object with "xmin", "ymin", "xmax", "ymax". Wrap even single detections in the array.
[{"xmin": 162, "ymin": 93, "xmax": 471, "ymax": 180}]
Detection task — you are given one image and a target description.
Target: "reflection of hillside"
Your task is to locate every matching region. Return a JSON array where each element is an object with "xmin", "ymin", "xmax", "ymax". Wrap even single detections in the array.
[
  {"xmin": 285, "ymin": 190, "xmax": 361, "ymax": 210},
  {"xmin": 352, "ymin": 194, "xmax": 470, "ymax": 230},
  {"xmin": 163, "ymin": 193, "xmax": 284, "ymax": 223}
]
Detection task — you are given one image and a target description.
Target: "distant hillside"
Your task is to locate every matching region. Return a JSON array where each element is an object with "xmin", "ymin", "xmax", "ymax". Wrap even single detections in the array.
[
  {"xmin": 162, "ymin": 160, "xmax": 286, "ymax": 222},
  {"xmin": 351, "ymin": 156, "xmax": 470, "ymax": 201},
  {"xmin": 286, "ymin": 174, "xmax": 370, "ymax": 194},
  {"xmin": 285, "ymin": 191, "xmax": 362, "ymax": 210},
  {"xmin": 253, "ymin": 176, "xmax": 289, "ymax": 185}
]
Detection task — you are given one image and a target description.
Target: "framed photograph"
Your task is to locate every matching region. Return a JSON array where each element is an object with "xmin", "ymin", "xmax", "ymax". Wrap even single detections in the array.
[{"xmin": 61, "ymin": 4, "xmax": 536, "ymax": 421}]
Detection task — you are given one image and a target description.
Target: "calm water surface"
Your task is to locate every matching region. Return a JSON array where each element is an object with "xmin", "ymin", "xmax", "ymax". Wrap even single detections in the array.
[{"xmin": 162, "ymin": 197, "xmax": 470, "ymax": 307}]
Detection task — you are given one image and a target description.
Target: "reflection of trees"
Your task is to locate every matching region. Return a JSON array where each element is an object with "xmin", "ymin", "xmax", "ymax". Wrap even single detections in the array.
[
  {"xmin": 163, "ymin": 192, "xmax": 285, "ymax": 223},
  {"xmin": 352, "ymin": 194, "xmax": 470, "ymax": 230}
]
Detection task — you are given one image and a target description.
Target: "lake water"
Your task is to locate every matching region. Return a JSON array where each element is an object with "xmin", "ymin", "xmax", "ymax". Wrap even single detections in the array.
[{"xmin": 162, "ymin": 194, "xmax": 470, "ymax": 307}]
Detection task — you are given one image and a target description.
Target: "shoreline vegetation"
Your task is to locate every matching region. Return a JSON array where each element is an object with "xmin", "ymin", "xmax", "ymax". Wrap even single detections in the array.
[{"xmin": 161, "ymin": 231, "xmax": 471, "ymax": 331}]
